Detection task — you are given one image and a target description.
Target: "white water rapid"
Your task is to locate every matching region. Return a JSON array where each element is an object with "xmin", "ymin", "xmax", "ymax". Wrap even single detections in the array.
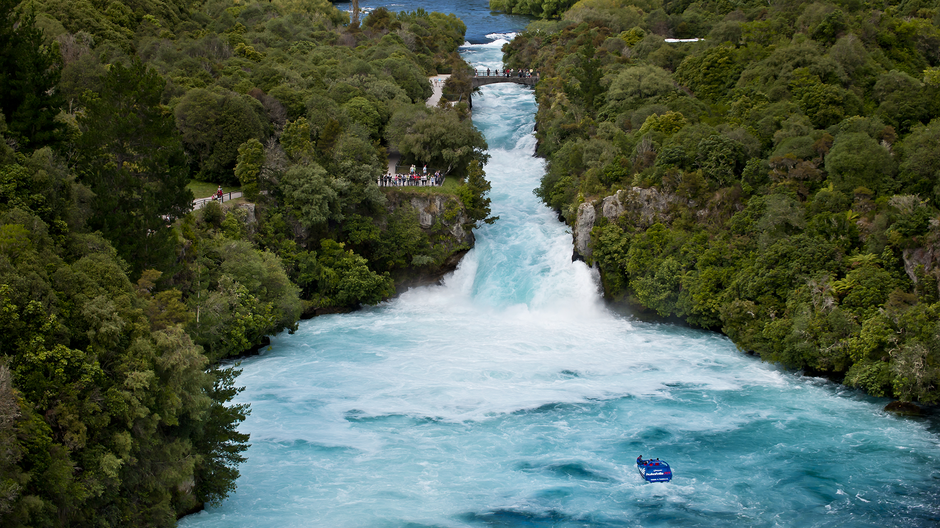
[{"xmin": 181, "ymin": 39, "xmax": 940, "ymax": 528}]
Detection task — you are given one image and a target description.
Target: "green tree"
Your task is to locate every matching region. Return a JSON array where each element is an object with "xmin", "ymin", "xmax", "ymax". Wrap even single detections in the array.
[
  {"xmin": 174, "ymin": 88, "xmax": 267, "ymax": 183},
  {"xmin": 824, "ymin": 132, "xmax": 896, "ymax": 194},
  {"xmin": 675, "ymin": 47, "xmax": 739, "ymax": 102},
  {"xmin": 280, "ymin": 162, "xmax": 342, "ymax": 229},
  {"xmin": 314, "ymin": 239, "xmax": 394, "ymax": 308},
  {"xmin": 898, "ymin": 119, "xmax": 940, "ymax": 202},
  {"xmin": 698, "ymin": 135, "xmax": 745, "ymax": 187},
  {"xmin": 189, "ymin": 237, "xmax": 301, "ymax": 361},
  {"xmin": 281, "ymin": 117, "xmax": 315, "ymax": 161},
  {"xmin": 564, "ymin": 44, "xmax": 604, "ymax": 112},
  {"xmin": 390, "ymin": 107, "xmax": 488, "ymax": 177},
  {"xmin": 235, "ymin": 138, "xmax": 265, "ymax": 200},
  {"xmin": 0, "ymin": 0, "xmax": 63, "ymax": 149},
  {"xmin": 191, "ymin": 366, "xmax": 250, "ymax": 506},
  {"xmin": 873, "ymin": 70, "xmax": 927, "ymax": 133},
  {"xmin": 605, "ymin": 64, "xmax": 675, "ymax": 113},
  {"xmin": 73, "ymin": 61, "xmax": 192, "ymax": 276},
  {"xmin": 457, "ymin": 160, "xmax": 498, "ymax": 227}
]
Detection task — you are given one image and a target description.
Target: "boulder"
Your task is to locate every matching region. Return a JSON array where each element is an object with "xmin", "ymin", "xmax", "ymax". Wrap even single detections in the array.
[{"xmin": 884, "ymin": 401, "xmax": 924, "ymax": 416}]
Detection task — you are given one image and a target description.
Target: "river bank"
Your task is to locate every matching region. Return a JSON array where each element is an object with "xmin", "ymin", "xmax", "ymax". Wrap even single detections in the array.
[{"xmin": 181, "ymin": 31, "xmax": 940, "ymax": 527}]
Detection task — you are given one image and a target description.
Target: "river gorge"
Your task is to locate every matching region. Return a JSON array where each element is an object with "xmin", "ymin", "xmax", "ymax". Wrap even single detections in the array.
[{"xmin": 180, "ymin": 2, "xmax": 940, "ymax": 526}]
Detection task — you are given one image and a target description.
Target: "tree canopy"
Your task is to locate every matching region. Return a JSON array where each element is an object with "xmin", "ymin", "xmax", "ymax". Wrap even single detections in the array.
[
  {"xmin": 505, "ymin": 0, "xmax": 940, "ymax": 403},
  {"xmin": 0, "ymin": 0, "xmax": 491, "ymax": 524}
]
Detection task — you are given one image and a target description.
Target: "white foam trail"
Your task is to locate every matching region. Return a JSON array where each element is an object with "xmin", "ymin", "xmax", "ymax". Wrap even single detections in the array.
[{"xmin": 180, "ymin": 19, "xmax": 940, "ymax": 528}]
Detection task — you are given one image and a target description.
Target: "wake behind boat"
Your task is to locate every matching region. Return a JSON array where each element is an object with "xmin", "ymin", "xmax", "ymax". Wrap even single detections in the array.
[{"xmin": 637, "ymin": 456, "xmax": 672, "ymax": 483}]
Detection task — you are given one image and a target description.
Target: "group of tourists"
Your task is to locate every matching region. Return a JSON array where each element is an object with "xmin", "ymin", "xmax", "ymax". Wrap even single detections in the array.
[
  {"xmin": 378, "ymin": 164, "xmax": 445, "ymax": 187},
  {"xmin": 475, "ymin": 68, "xmax": 539, "ymax": 79}
]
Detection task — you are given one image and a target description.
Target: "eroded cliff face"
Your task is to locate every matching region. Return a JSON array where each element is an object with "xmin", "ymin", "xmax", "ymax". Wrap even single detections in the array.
[
  {"xmin": 903, "ymin": 245, "xmax": 940, "ymax": 297},
  {"xmin": 385, "ymin": 191, "xmax": 475, "ymax": 288},
  {"xmin": 386, "ymin": 192, "xmax": 475, "ymax": 247},
  {"xmin": 572, "ymin": 187, "xmax": 686, "ymax": 260}
]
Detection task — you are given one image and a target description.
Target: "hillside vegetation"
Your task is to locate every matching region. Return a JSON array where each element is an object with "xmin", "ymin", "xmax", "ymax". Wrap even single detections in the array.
[
  {"xmin": 0, "ymin": 0, "xmax": 493, "ymax": 524},
  {"xmin": 501, "ymin": 0, "xmax": 940, "ymax": 402}
]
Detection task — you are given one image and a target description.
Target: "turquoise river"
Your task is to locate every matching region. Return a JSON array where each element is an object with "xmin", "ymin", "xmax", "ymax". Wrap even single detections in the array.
[{"xmin": 182, "ymin": 5, "xmax": 940, "ymax": 527}]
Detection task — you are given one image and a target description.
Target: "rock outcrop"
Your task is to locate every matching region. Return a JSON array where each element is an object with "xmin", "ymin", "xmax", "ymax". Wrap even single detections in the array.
[
  {"xmin": 384, "ymin": 191, "xmax": 475, "ymax": 290},
  {"xmin": 572, "ymin": 187, "xmax": 686, "ymax": 261},
  {"xmin": 573, "ymin": 202, "xmax": 595, "ymax": 260},
  {"xmin": 884, "ymin": 401, "xmax": 924, "ymax": 416},
  {"xmin": 385, "ymin": 192, "xmax": 474, "ymax": 248},
  {"xmin": 902, "ymin": 245, "xmax": 940, "ymax": 297}
]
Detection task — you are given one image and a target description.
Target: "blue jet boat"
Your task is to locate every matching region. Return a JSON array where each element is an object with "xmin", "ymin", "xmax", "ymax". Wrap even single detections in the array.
[{"xmin": 636, "ymin": 457, "xmax": 672, "ymax": 483}]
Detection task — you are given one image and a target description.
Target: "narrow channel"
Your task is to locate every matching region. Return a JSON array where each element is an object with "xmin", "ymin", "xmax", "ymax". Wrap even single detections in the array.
[{"xmin": 181, "ymin": 21, "xmax": 940, "ymax": 528}]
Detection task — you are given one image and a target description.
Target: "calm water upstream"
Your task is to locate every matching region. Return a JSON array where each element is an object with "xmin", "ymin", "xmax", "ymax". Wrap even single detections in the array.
[{"xmin": 182, "ymin": 3, "xmax": 940, "ymax": 526}]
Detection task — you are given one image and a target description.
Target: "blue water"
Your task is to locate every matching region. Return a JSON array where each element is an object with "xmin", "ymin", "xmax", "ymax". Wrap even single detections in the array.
[
  {"xmin": 181, "ymin": 7, "xmax": 940, "ymax": 527},
  {"xmin": 351, "ymin": 0, "xmax": 532, "ymax": 43}
]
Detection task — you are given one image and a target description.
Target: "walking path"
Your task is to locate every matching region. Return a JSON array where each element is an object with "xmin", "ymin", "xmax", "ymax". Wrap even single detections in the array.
[
  {"xmin": 380, "ymin": 74, "xmax": 451, "ymax": 185},
  {"xmin": 388, "ymin": 150, "xmax": 400, "ymax": 176},
  {"xmin": 426, "ymin": 74, "xmax": 450, "ymax": 107},
  {"xmin": 193, "ymin": 191, "xmax": 242, "ymax": 210}
]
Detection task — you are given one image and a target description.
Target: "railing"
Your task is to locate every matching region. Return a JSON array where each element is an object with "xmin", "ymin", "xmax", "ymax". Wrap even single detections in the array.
[
  {"xmin": 472, "ymin": 69, "xmax": 539, "ymax": 79},
  {"xmin": 378, "ymin": 171, "xmax": 445, "ymax": 187},
  {"xmin": 193, "ymin": 192, "xmax": 238, "ymax": 209}
]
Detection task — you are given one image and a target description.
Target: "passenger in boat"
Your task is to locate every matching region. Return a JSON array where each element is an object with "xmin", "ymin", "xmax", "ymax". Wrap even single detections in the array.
[{"xmin": 637, "ymin": 455, "xmax": 645, "ymax": 465}]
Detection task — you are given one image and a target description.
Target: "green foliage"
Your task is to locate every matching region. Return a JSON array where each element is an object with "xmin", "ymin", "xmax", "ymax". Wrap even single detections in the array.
[
  {"xmin": 824, "ymin": 132, "xmax": 896, "ymax": 194},
  {"xmin": 564, "ymin": 44, "xmax": 604, "ymax": 111},
  {"xmin": 675, "ymin": 46, "xmax": 740, "ymax": 102},
  {"xmin": 898, "ymin": 119, "xmax": 940, "ymax": 204},
  {"xmin": 280, "ymin": 162, "xmax": 342, "ymax": 229},
  {"xmin": 457, "ymin": 160, "xmax": 498, "ymax": 226},
  {"xmin": 192, "ymin": 365, "xmax": 250, "ymax": 505},
  {"xmin": 697, "ymin": 134, "xmax": 745, "ymax": 186},
  {"xmin": 235, "ymin": 138, "xmax": 264, "ymax": 200},
  {"xmin": 390, "ymin": 107, "xmax": 489, "ymax": 177},
  {"xmin": 312, "ymin": 239, "xmax": 394, "ymax": 308},
  {"xmin": 175, "ymin": 88, "xmax": 267, "ymax": 184},
  {"xmin": 188, "ymin": 236, "xmax": 301, "ymax": 361},
  {"xmin": 0, "ymin": 212, "xmax": 249, "ymax": 524},
  {"xmin": 281, "ymin": 117, "xmax": 315, "ymax": 161},
  {"xmin": 490, "ymin": 0, "xmax": 579, "ymax": 18},
  {"xmin": 73, "ymin": 61, "xmax": 193, "ymax": 277},
  {"xmin": 515, "ymin": 0, "xmax": 940, "ymax": 402},
  {"xmin": 639, "ymin": 111, "xmax": 687, "ymax": 136},
  {"xmin": 0, "ymin": 1, "xmax": 512, "ymax": 521},
  {"xmin": 605, "ymin": 64, "xmax": 675, "ymax": 114},
  {"xmin": 0, "ymin": 0, "xmax": 64, "ymax": 150}
]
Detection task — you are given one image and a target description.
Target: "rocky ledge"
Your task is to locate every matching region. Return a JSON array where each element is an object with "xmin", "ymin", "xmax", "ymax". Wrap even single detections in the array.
[
  {"xmin": 385, "ymin": 191, "xmax": 475, "ymax": 291},
  {"xmin": 573, "ymin": 187, "xmax": 686, "ymax": 261}
]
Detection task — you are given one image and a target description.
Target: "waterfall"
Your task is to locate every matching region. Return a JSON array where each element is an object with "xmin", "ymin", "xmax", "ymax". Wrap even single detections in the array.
[{"xmin": 181, "ymin": 37, "xmax": 940, "ymax": 528}]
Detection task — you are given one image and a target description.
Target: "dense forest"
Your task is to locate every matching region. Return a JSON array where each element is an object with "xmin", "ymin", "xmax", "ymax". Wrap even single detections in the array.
[
  {"xmin": 0, "ymin": 0, "xmax": 493, "ymax": 524},
  {"xmin": 498, "ymin": 0, "xmax": 940, "ymax": 403}
]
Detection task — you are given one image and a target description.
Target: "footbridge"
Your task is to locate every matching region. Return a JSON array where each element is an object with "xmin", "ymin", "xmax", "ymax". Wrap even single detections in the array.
[
  {"xmin": 466, "ymin": 75, "xmax": 538, "ymax": 109},
  {"xmin": 471, "ymin": 75, "xmax": 538, "ymax": 89}
]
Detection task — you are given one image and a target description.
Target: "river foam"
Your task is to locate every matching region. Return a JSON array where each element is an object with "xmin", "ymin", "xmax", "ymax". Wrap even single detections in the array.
[{"xmin": 182, "ymin": 35, "xmax": 940, "ymax": 528}]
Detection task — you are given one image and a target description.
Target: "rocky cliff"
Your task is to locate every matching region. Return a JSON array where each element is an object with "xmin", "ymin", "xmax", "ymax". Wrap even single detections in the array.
[
  {"xmin": 385, "ymin": 192, "xmax": 475, "ymax": 246},
  {"xmin": 572, "ymin": 187, "xmax": 686, "ymax": 261},
  {"xmin": 384, "ymin": 191, "xmax": 475, "ymax": 288}
]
